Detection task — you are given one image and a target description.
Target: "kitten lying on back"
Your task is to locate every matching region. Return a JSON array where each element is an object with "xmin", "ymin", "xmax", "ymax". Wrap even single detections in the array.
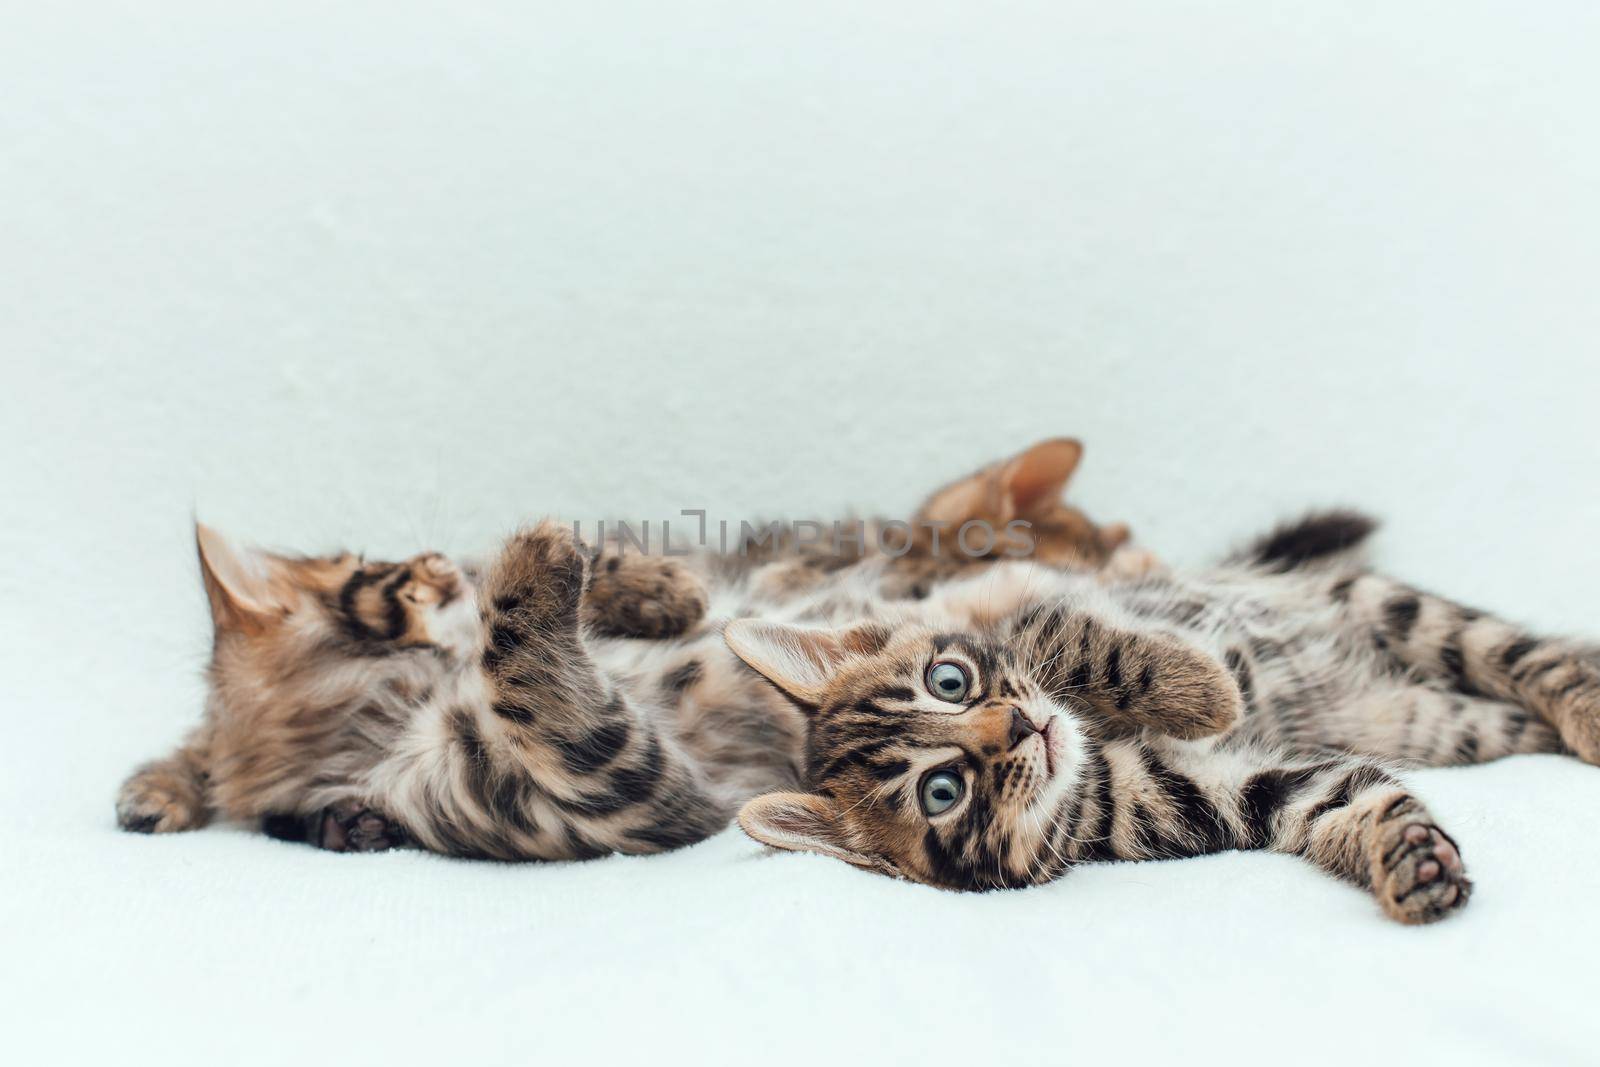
[
  {"xmin": 118, "ymin": 438, "xmax": 1138, "ymax": 847},
  {"xmin": 119, "ymin": 444, "xmax": 1600, "ymax": 924}
]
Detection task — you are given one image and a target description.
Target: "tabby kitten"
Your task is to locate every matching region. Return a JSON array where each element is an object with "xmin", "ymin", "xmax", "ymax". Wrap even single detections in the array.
[
  {"xmin": 730, "ymin": 512, "xmax": 1598, "ymax": 922},
  {"xmin": 117, "ymin": 439, "xmax": 1131, "ymax": 853}
]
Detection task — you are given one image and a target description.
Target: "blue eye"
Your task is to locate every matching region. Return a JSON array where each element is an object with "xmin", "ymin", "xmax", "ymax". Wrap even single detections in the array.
[
  {"xmin": 920, "ymin": 771, "xmax": 965, "ymax": 816},
  {"xmin": 926, "ymin": 661, "xmax": 970, "ymax": 702}
]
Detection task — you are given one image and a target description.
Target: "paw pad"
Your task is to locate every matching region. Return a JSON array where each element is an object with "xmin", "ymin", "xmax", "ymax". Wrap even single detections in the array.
[{"xmin": 1372, "ymin": 817, "xmax": 1470, "ymax": 924}]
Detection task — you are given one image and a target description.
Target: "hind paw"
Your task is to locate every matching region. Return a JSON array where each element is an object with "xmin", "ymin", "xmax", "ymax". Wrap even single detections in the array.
[
  {"xmin": 490, "ymin": 520, "xmax": 591, "ymax": 629},
  {"xmin": 1544, "ymin": 659, "xmax": 1600, "ymax": 764},
  {"xmin": 1370, "ymin": 809, "xmax": 1470, "ymax": 924},
  {"xmin": 315, "ymin": 801, "xmax": 409, "ymax": 853}
]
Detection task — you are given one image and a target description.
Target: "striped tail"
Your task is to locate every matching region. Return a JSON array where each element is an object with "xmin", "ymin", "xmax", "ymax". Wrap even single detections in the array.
[{"xmin": 1233, "ymin": 510, "xmax": 1377, "ymax": 573}]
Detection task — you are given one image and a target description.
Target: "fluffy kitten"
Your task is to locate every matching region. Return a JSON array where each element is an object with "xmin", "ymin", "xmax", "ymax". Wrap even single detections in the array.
[{"xmin": 117, "ymin": 439, "xmax": 1131, "ymax": 851}]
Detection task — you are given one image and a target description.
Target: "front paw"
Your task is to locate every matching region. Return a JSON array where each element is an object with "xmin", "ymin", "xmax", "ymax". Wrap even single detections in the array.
[
  {"xmin": 116, "ymin": 767, "xmax": 207, "ymax": 834},
  {"xmin": 1141, "ymin": 638, "xmax": 1243, "ymax": 740},
  {"xmin": 410, "ymin": 552, "xmax": 467, "ymax": 604},
  {"xmin": 1369, "ymin": 804, "xmax": 1470, "ymax": 924},
  {"xmin": 584, "ymin": 553, "xmax": 708, "ymax": 639}
]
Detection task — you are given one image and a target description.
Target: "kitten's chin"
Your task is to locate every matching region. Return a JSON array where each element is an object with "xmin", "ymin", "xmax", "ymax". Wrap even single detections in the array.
[{"xmin": 1032, "ymin": 709, "xmax": 1084, "ymax": 810}]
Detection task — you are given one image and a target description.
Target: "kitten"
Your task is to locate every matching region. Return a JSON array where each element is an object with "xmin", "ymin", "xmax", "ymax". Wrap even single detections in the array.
[
  {"xmin": 116, "ymin": 439, "xmax": 1131, "ymax": 850},
  {"xmin": 729, "ymin": 512, "xmax": 1598, "ymax": 922},
  {"xmin": 726, "ymin": 437, "xmax": 1143, "ymax": 602}
]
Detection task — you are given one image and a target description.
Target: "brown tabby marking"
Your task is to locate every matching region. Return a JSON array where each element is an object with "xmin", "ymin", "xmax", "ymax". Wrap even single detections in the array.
[
  {"xmin": 726, "ymin": 615, "xmax": 1473, "ymax": 922},
  {"xmin": 724, "ymin": 513, "xmax": 1600, "ymax": 922},
  {"xmin": 116, "ymin": 438, "xmax": 1131, "ymax": 849}
]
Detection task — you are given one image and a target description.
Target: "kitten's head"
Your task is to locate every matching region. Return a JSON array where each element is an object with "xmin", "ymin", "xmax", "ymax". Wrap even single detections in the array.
[
  {"xmin": 193, "ymin": 524, "xmax": 479, "ymax": 814},
  {"xmin": 913, "ymin": 437, "xmax": 1130, "ymax": 567},
  {"xmin": 196, "ymin": 524, "xmax": 476, "ymax": 656},
  {"xmin": 725, "ymin": 619, "xmax": 1085, "ymax": 889}
]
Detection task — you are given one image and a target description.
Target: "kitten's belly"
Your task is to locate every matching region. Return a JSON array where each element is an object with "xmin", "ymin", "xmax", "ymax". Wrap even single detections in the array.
[
  {"xmin": 591, "ymin": 628, "xmax": 808, "ymax": 802},
  {"xmin": 1204, "ymin": 601, "xmax": 1383, "ymax": 752}
]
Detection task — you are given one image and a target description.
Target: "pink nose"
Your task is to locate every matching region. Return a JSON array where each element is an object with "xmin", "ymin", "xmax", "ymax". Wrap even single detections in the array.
[{"xmin": 1007, "ymin": 708, "xmax": 1039, "ymax": 751}]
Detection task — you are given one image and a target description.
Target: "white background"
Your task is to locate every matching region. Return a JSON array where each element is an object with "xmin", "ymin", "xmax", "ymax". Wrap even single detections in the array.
[{"xmin": 3, "ymin": 3, "xmax": 1597, "ymax": 1064}]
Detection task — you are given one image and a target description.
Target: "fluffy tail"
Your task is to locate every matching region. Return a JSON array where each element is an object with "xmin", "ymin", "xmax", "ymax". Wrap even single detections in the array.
[{"xmin": 1233, "ymin": 510, "xmax": 1377, "ymax": 572}]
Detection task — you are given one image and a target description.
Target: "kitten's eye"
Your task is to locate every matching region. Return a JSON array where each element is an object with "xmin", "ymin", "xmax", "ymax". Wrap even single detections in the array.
[
  {"xmin": 926, "ymin": 661, "xmax": 971, "ymax": 703},
  {"xmin": 919, "ymin": 771, "xmax": 965, "ymax": 816}
]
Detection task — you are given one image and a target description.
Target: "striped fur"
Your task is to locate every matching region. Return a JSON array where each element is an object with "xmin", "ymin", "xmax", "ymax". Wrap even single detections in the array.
[
  {"xmin": 118, "ymin": 493, "xmax": 1598, "ymax": 924},
  {"xmin": 731, "ymin": 612, "xmax": 1472, "ymax": 923},
  {"xmin": 117, "ymin": 440, "xmax": 1131, "ymax": 856},
  {"xmin": 735, "ymin": 511, "xmax": 1599, "ymax": 923}
]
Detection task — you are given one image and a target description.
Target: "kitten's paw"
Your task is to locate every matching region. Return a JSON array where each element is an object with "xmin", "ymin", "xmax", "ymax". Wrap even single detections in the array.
[
  {"xmin": 1559, "ymin": 712, "xmax": 1600, "ymax": 766},
  {"xmin": 116, "ymin": 767, "xmax": 208, "ymax": 834},
  {"xmin": 584, "ymin": 553, "xmax": 708, "ymax": 639},
  {"xmin": 492, "ymin": 520, "xmax": 591, "ymax": 628},
  {"xmin": 316, "ymin": 801, "xmax": 409, "ymax": 853},
  {"xmin": 1545, "ymin": 658, "xmax": 1600, "ymax": 764},
  {"xmin": 1139, "ymin": 638, "xmax": 1243, "ymax": 740},
  {"xmin": 411, "ymin": 552, "xmax": 466, "ymax": 604},
  {"xmin": 1101, "ymin": 546, "xmax": 1165, "ymax": 583},
  {"xmin": 1369, "ymin": 805, "xmax": 1470, "ymax": 924}
]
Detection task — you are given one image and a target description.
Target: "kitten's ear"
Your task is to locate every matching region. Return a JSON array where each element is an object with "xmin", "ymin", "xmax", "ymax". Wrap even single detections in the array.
[
  {"xmin": 723, "ymin": 620, "xmax": 889, "ymax": 711},
  {"xmin": 1000, "ymin": 437, "xmax": 1083, "ymax": 515},
  {"xmin": 195, "ymin": 523, "xmax": 288, "ymax": 635},
  {"xmin": 916, "ymin": 437, "xmax": 1084, "ymax": 526},
  {"xmin": 738, "ymin": 792, "xmax": 898, "ymax": 875}
]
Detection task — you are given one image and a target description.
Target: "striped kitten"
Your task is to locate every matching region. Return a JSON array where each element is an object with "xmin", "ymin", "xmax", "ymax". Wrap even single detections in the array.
[
  {"xmin": 116, "ymin": 439, "xmax": 1131, "ymax": 850},
  {"xmin": 732, "ymin": 512, "xmax": 1597, "ymax": 923}
]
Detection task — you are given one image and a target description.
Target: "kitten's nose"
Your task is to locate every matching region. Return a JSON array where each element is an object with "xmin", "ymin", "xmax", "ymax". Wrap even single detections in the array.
[{"xmin": 1007, "ymin": 707, "xmax": 1039, "ymax": 750}]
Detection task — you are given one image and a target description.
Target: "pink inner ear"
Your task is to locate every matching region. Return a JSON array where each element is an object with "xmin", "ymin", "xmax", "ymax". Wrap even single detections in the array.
[{"xmin": 1004, "ymin": 438, "xmax": 1083, "ymax": 513}]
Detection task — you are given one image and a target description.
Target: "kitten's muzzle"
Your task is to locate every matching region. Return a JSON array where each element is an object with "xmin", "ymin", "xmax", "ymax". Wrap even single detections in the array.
[{"xmin": 1006, "ymin": 707, "xmax": 1039, "ymax": 751}]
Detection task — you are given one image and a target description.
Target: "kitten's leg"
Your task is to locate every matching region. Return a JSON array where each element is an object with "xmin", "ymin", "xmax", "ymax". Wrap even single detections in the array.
[
  {"xmin": 582, "ymin": 541, "xmax": 709, "ymax": 639},
  {"xmin": 1331, "ymin": 572, "xmax": 1600, "ymax": 762},
  {"xmin": 1330, "ymin": 682, "xmax": 1561, "ymax": 765},
  {"xmin": 402, "ymin": 521, "xmax": 729, "ymax": 860},
  {"xmin": 1011, "ymin": 603, "xmax": 1244, "ymax": 739},
  {"xmin": 1064, "ymin": 742, "xmax": 1470, "ymax": 924},
  {"xmin": 116, "ymin": 733, "xmax": 212, "ymax": 833},
  {"xmin": 123, "ymin": 742, "xmax": 412, "ymax": 850}
]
